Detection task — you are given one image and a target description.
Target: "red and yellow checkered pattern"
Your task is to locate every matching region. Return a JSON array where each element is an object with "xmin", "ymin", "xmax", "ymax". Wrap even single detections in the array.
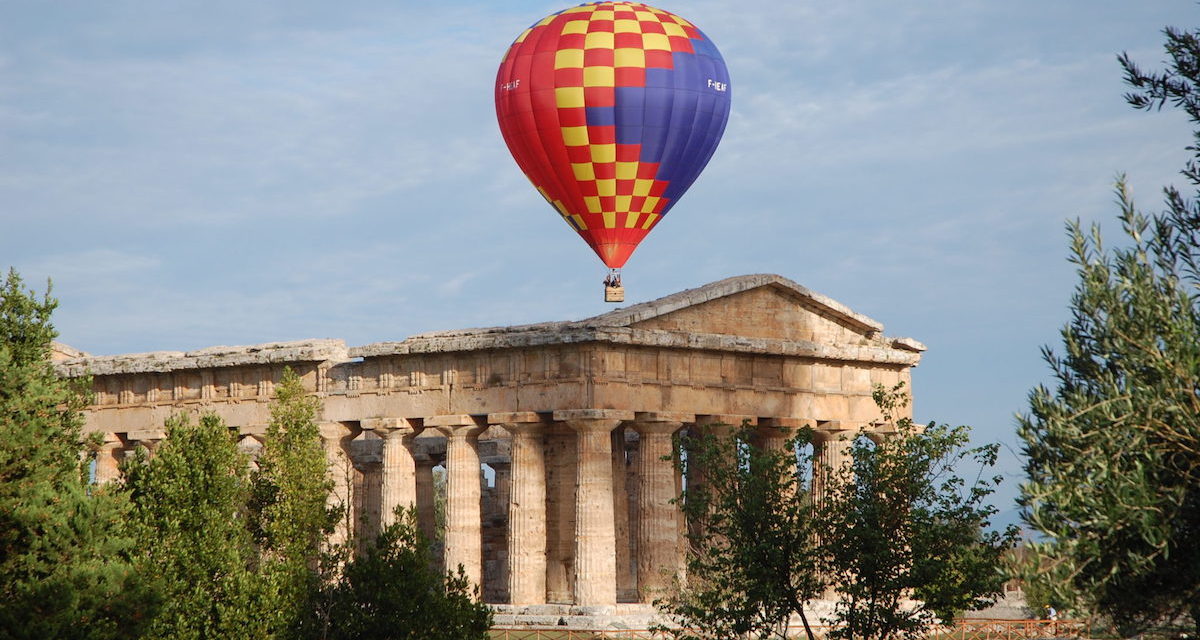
[{"xmin": 496, "ymin": 2, "xmax": 731, "ymax": 268}]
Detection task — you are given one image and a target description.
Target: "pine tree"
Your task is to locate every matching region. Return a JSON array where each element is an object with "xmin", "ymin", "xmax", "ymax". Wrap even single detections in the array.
[
  {"xmin": 322, "ymin": 508, "xmax": 492, "ymax": 640},
  {"xmin": 124, "ymin": 412, "xmax": 266, "ymax": 640},
  {"xmin": 0, "ymin": 268, "xmax": 155, "ymax": 640},
  {"xmin": 250, "ymin": 367, "xmax": 339, "ymax": 639}
]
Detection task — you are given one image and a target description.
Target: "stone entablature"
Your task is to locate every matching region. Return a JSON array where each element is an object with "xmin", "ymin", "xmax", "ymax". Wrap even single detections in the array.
[{"xmin": 58, "ymin": 274, "xmax": 924, "ymax": 608}]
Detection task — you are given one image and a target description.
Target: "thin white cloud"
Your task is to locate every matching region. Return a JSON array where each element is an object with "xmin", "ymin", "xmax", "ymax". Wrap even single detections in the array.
[{"xmin": 23, "ymin": 249, "xmax": 160, "ymax": 282}]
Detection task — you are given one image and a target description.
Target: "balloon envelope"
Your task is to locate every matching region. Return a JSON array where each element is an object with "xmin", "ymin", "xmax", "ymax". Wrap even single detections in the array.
[{"xmin": 495, "ymin": 1, "xmax": 731, "ymax": 268}]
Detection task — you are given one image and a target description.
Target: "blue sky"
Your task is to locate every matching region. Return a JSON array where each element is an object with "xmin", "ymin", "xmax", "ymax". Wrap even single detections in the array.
[{"xmin": 2, "ymin": 1, "xmax": 1196, "ymax": 525}]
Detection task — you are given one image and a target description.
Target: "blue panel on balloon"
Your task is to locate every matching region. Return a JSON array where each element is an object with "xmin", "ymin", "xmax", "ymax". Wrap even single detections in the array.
[{"xmin": 586, "ymin": 106, "xmax": 616, "ymax": 127}]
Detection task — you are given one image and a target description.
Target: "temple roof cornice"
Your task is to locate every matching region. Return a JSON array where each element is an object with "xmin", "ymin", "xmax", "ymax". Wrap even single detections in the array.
[{"xmin": 53, "ymin": 274, "xmax": 926, "ymax": 378}]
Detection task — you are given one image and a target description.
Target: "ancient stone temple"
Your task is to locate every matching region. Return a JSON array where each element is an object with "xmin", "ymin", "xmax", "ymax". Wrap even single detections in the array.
[{"xmin": 56, "ymin": 274, "xmax": 924, "ymax": 608}]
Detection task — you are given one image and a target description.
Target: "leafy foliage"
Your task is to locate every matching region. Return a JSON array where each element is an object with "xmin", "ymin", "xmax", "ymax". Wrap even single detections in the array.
[
  {"xmin": 123, "ymin": 412, "xmax": 268, "ymax": 640},
  {"xmin": 659, "ymin": 385, "xmax": 1013, "ymax": 640},
  {"xmin": 656, "ymin": 422, "xmax": 825, "ymax": 640},
  {"xmin": 0, "ymin": 272, "xmax": 489, "ymax": 638},
  {"xmin": 1019, "ymin": 26, "xmax": 1200, "ymax": 636},
  {"xmin": 321, "ymin": 507, "xmax": 492, "ymax": 640},
  {"xmin": 120, "ymin": 366, "xmax": 489, "ymax": 640},
  {"xmin": 821, "ymin": 386, "xmax": 1015, "ymax": 640},
  {"xmin": 0, "ymin": 268, "xmax": 156, "ymax": 640}
]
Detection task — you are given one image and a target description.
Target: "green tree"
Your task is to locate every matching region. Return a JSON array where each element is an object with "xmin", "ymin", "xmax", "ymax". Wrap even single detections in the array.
[
  {"xmin": 250, "ymin": 367, "xmax": 339, "ymax": 639},
  {"xmin": 0, "ymin": 269, "xmax": 156, "ymax": 640},
  {"xmin": 656, "ymin": 422, "xmax": 826, "ymax": 640},
  {"xmin": 124, "ymin": 412, "xmax": 267, "ymax": 640},
  {"xmin": 820, "ymin": 386, "xmax": 1015, "ymax": 640},
  {"xmin": 321, "ymin": 507, "xmax": 492, "ymax": 640},
  {"xmin": 660, "ymin": 385, "xmax": 1014, "ymax": 640},
  {"xmin": 1019, "ymin": 26, "xmax": 1200, "ymax": 636}
]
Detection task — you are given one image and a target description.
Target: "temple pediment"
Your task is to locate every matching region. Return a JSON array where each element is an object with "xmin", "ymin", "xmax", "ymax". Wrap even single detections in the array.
[
  {"xmin": 352, "ymin": 274, "xmax": 924, "ymax": 364},
  {"xmin": 597, "ymin": 274, "xmax": 886, "ymax": 345}
]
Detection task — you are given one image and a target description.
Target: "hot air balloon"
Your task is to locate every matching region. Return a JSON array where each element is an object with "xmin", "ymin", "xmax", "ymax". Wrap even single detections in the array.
[{"xmin": 495, "ymin": 1, "xmax": 731, "ymax": 302}]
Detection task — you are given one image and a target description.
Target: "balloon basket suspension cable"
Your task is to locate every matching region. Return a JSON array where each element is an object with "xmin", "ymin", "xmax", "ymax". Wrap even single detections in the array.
[{"xmin": 603, "ymin": 268, "xmax": 625, "ymax": 303}]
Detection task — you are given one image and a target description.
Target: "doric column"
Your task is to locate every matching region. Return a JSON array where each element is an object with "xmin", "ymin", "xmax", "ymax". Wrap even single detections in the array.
[
  {"xmin": 429, "ymin": 415, "xmax": 488, "ymax": 589},
  {"xmin": 348, "ymin": 431, "xmax": 383, "ymax": 551},
  {"xmin": 93, "ymin": 435, "xmax": 125, "ymax": 484},
  {"xmin": 414, "ymin": 453, "xmax": 441, "ymax": 549},
  {"xmin": 364, "ymin": 417, "xmax": 423, "ymax": 528},
  {"xmin": 812, "ymin": 421, "xmax": 854, "ymax": 504},
  {"xmin": 631, "ymin": 414, "xmax": 686, "ymax": 601},
  {"xmin": 487, "ymin": 459, "xmax": 512, "ymax": 604},
  {"xmin": 760, "ymin": 418, "xmax": 817, "ymax": 501},
  {"xmin": 493, "ymin": 461, "xmax": 512, "ymax": 513},
  {"xmin": 557, "ymin": 409, "xmax": 633, "ymax": 607},
  {"xmin": 752, "ymin": 420, "xmax": 794, "ymax": 456},
  {"xmin": 681, "ymin": 418, "xmax": 744, "ymax": 567},
  {"xmin": 688, "ymin": 416, "xmax": 754, "ymax": 495},
  {"xmin": 612, "ymin": 426, "xmax": 636, "ymax": 602},
  {"xmin": 320, "ymin": 422, "xmax": 358, "ymax": 547},
  {"xmin": 624, "ymin": 434, "xmax": 640, "ymax": 591},
  {"xmin": 496, "ymin": 412, "xmax": 549, "ymax": 605},
  {"xmin": 544, "ymin": 423, "xmax": 577, "ymax": 604}
]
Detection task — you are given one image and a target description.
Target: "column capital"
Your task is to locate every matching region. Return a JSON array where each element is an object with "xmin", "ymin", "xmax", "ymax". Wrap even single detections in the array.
[
  {"xmin": 866, "ymin": 430, "xmax": 898, "ymax": 445},
  {"xmin": 493, "ymin": 412, "xmax": 552, "ymax": 437},
  {"xmin": 97, "ymin": 439, "xmax": 124, "ymax": 452},
  {"xmin": 424, "ymin": 414, "xmax": 485, "ymax": 427},
  {"xmin": 811, "ymin": 423, "xmax": 855, "ymax": 444},
  {"xmin": 131, "ymin": 438, "xmax": 164, "ymax": 456},
  {"xmin": 425, "ymin": 414, "xmax": 487, "ymax": 439},
  {"xmin": 691, "ymin": 421, "xmax": 738, "ymax": 438},
  {"xmin": 628, "ymin": 419, "xmax": 683, "ymax": 437},
  {"xmin": 634, "ymin": 411, "xmax": 694, "ymax": 424},
  {"xmin": 435, "ymin": 426, "xmax": 488, "ymax": 440},
  {"xmin": 556, "ymin": 410, "xmax": 633, "ymax": 435},
  {"xmin": 553, "ymin": 409, "xmax": 634, "ymax": 423},
  {"xmin": 362, "ymin": 416, "xmax": 424, "ymax": 437},
  {"xmin": 488, "ymin": 411, "xmax": 552, "ymax": 425},
  {"xmin": 759, "ymin": 417, "xmax": 816, "ymax": 430},
  {"xmin": 868, "ymin": 420, "xmax": 899, "ymax": 438},
  {"xmin": 562, "ymin": 418, "xmax": 627, "ymax": 434},
  {"xmin": 694, "ymin": 414, "xmax": 757, "ymax": 428},
  {"xmin": 318, "ymin": 421, "xmax": 353, "ymax": 440},
  {"xmin": 502, "ymin": 422, "xmax": 548, "ymax": 437},
  {"xmin": 127, "ymin": 429, "xmax": 166, "ymax": 443}
]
